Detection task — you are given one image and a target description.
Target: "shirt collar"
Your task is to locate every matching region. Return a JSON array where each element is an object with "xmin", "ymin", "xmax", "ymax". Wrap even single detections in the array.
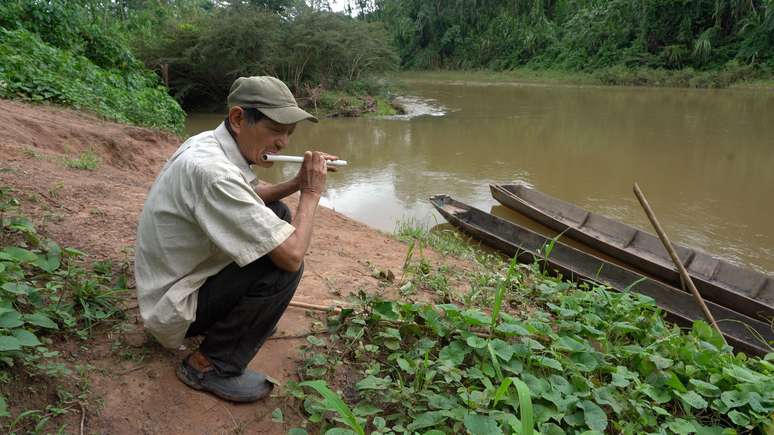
[{"xmin": 214, "ymin": 122, "xmax": 257, "ymax": 186}]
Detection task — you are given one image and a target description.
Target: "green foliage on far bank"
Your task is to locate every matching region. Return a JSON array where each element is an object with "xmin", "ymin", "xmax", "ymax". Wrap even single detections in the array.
[
  {"xmin": 360, "ymin": 0, "xmax": 774, "ymax": 87},
  {"xmin": 134, "ymin": 3, "xmax": 399, "ymax": 110},
  {"xmin": 0, "ymin": 0, "xmax": 184, "ymax": 132}
]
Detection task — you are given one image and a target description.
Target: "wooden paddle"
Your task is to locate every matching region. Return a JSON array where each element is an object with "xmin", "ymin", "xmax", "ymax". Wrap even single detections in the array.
[{"xmin": 633, "ymin": 183, "xmax": 726, "ymax": 342}]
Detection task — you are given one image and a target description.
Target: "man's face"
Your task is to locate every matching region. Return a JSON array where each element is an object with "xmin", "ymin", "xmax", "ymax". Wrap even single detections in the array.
[{"xmin": 231, "ymin": 108, "xmax": 296, "ymax": 167}]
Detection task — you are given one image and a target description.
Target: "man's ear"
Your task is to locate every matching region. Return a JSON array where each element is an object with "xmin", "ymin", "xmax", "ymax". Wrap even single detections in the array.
[{"xmin": 227, "ymin": 106, "xmax": 244, "ymax": 136}]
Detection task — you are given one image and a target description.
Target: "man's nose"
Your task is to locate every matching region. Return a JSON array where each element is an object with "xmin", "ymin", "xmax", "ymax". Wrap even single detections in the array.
[{"xmin": 276, "ymin": 132, "xmax": 289, "ymax": 148}]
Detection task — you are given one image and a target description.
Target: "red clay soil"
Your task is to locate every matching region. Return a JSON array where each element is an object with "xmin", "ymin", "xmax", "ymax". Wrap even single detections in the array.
[{"xmin": 0, "ymin": 99, "xmax": 461, "ymax": 434}]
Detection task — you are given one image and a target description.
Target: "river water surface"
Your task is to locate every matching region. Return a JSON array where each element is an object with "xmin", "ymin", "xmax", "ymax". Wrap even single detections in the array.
[{"xmin": 185, "ymin": 79, "xmax": 774, "ymax": 274}]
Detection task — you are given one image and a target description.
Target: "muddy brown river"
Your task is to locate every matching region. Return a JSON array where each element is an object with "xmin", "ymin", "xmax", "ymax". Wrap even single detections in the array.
[{"xmin": 185, "ymin": 79, "xmax": 774, "ymax": 274}]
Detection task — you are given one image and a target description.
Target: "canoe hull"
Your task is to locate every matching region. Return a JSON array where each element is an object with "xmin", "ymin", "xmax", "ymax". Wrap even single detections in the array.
[
  {"xmin": 490, "ymin": 183, "xmax": 774, "ymax": 323},
  {"xmin": 430, "ymin": 194, "xmax": 773, "ymax": 356}
]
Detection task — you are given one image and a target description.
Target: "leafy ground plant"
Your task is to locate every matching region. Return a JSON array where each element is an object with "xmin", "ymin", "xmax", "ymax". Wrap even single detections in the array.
[
  {"xmin": 288, "ymin": 241, "xmax": 774, "ymax": 434},
  {"xmin": 0, "ymin": 186, "xmax": 127, "ymax": 425}
]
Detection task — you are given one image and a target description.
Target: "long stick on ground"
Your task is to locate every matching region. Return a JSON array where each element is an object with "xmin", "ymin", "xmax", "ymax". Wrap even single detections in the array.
[
  {"xmin": 633, "ymin": 183, "xmax": 725, "ymax": 340},
  {"xmin": 289, "ymin": 300, "xmax": 344, "ymax": 313}
]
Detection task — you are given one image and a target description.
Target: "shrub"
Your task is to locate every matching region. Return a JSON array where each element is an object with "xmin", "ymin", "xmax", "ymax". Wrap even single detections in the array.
[{"xmin": 0, "ymin": 28, "xmax": 185, "ymax": 132}]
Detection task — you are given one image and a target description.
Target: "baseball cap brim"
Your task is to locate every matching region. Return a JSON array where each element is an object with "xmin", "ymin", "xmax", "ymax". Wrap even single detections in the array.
[{"xmin": 259, "ymin": 106, "xmax": 318, "ymax": 124}]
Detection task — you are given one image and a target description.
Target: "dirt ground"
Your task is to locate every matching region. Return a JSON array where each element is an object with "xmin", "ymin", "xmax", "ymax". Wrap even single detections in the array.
[{"xmin": 0, "ymin": 99, "xmax": 456, "ymax": 434}]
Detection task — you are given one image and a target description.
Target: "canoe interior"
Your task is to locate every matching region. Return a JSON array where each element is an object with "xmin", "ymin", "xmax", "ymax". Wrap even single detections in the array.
[
  {"xmin": 494, "ymin": 183, "xmax": 774, "ymax": 308},
  {"xmin": 429, "ymin": 194, "xmax": 774, "ymax": 356}
]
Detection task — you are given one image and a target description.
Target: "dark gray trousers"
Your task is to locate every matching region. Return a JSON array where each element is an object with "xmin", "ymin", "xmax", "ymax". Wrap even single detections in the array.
[{"xmin": 186, "ymin": 201, "xmax": 302, "ymax": 376}]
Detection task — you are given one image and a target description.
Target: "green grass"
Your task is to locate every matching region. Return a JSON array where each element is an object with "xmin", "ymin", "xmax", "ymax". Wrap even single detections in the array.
[{"xmin": 62, "ymin": 150, "xmax": 100, "ymax": 171}]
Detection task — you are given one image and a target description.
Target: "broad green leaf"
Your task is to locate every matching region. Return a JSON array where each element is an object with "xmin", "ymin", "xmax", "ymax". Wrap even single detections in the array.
[
  {"xmin": 569, "ymin": 351, "xmax": 598, "ymax": 372},
  {"xmin": 539, "ymin": 423, "xmax": 566, "ymax": 435},
  {"xmin": 324, "ymin": 429, "xmax": 355, "ymax": 435},
  {"xmin": 406, "ymin": 411, "xmax": 447, "ymax": 431},
  {"xmin": 0, "ymin": 335, "xmax": 22, "ymax": 351},
  {"xmin": 12, "ymin": 329, "xmax": 41, "ymax": 347},
  {"xmin": 271, "ymin": 408, "xmax": 283, "ymax": 423},
  {"xmin": 723, "ymin": 365, "xmax": 765, "ymax": 383},
  {"xmin": 1, "ymin": 282, "xmax": 35, "ymax": 295},
  {"xmin": 641, "ymin": 384, "xmax": 671, "ymax": 404},
  {"xmin": 352, "ymin": 403, "xmax": 381, "ymax": 417},
  {"xmin": 439, "ymin": 340, "xmax": 470, "ymax": 366},
  {"xmin": 593, "ymin": 386, "xmax": 623, "ymax": 415},
  {"xmin": 664, "ymin": 418, "xmax": 695, "ymax": 434},
  {"xmin": 306, "ymin": 335, "xmax": 325, "ymax": 346},
  {"xmin": 688, "ymin": 379, "xmax": 720, "ymax": 397},
  {"xmin": 466, "ymin": 335, "xmax": 487, "ymax": 349},
  {"xmin": 578, "ymin": 400, "xmax": 607, "ymax": 432},
  {"xmin": 495, "ymin": 322, "xmax": 531, "ymax": 336},
  {"xmin": 287, "ymin": 429, "xmax": 308, "ymax": 435},
  {"xmin": 396, "ymin": 357, "xmax": 414, "ymax": 374},
  {"xmin": 676, "ymin": 391, "xmax": 708, "ymax": 410},
  {"xmin": 665, "ymin": 371, "xmax": 687, "ymax": 393},
  {"xmin": 24, "ymin": 312, "xmax": 58, "ymax": 329},
  {"xmin": 2, "ymin": 247, "xmax": 37, "ymax": 263},
  {"xmin": 554, "ymin": 336, "xmax": 588, "ymax": 352},
  {"xmin": 720, "ymin": 390, "xmax": 749, "ymax": 408},
  {"xmin": 489, "ymin": 338, "xmax": 514, "ymax": 361},
  {"xmin": 355, "ymin": 375, "xmax": 390, "ymax": 390},
  {"xmin": 649, "ymin": 354, "xmax": 674, "ymax": 370},
  {"xmin": 299, "ymin": 380, "xmax": 364, "ymax": 435},
  {"xmin": 461, "ymin": 309, "xmax": 491, "ymax": 326},
  {"xmin": 372, "ymin": 301, "xmax": 399, "ymax": 321},
  {"xmin": 0, "ymin": 311, "xmax": 23, "ymax": 328},
  {"xmin": 463, "ymin": 413, "xmax": 502, "ymax": 435},
  {"xmin": 533, "ymin": 355, "xmax": 563, "ymax": 371},
  {"xmin": 727, "ymin": 410, "xmax": 750, "ymax": 427}
]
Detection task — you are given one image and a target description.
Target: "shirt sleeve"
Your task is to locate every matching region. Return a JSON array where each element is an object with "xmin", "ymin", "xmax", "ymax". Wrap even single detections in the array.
[{"xmin": 193, "ymin": 175, "xmax": 295, "ymax": 267}]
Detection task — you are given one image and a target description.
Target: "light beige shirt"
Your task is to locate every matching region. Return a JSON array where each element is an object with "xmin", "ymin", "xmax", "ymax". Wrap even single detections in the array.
[{"xmin": 134, "ymin": 123, "xmax": 295, "ymax": 348}]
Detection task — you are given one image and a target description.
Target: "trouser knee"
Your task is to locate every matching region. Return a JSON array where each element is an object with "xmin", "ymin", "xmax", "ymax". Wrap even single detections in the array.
[{"xmin": 266, "ymin": 201, "xmax": 291, "ymax": 224}]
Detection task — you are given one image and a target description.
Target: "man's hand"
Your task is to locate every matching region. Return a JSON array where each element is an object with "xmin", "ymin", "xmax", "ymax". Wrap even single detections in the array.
[{"xmin": 297, "ymin": 151, "xmax": 338, "ymax": 195}]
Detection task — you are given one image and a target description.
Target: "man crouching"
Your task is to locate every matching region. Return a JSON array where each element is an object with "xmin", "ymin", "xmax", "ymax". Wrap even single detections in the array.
[{"xmin": 134, "ymin": 76, "xmax": 334, "ymax": 402}]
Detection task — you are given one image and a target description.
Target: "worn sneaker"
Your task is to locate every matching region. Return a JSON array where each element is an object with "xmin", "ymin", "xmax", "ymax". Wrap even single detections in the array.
[{"xmin": 176, "ymin": 357, "xmax": 274, "ymax": 403}]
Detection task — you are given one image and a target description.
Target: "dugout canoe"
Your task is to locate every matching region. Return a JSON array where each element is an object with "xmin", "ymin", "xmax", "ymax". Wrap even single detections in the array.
[
  {"xmin": 490, "ymin": 183, "xmax": 774, "ymax": 323},
  {"xmin": 430, "ymin": 194, "xmax": 773, "ymax": 356}
]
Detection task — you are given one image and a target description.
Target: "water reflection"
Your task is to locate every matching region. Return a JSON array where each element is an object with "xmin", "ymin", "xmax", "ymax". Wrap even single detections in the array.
[{"xmin": 185, "ymin": 81, "xmax": 774, "ymax": 273}]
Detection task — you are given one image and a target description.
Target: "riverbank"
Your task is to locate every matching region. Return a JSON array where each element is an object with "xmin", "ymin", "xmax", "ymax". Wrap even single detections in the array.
[
  {"xmin": 1, "ymin": 99, "xmax": 771, "ymax": 433},
  {"xmin": 390, "ymin": 67, "xmax": 774, "ymax": 90},
  {"xmin": 0, "ymin": 98, "xmax": 454, "ymax": 432}
]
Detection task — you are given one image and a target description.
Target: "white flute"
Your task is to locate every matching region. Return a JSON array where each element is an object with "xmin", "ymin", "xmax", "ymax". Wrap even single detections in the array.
[{"xmin": 262, "ymin": 154, "xmax": 348, "ymax": 167}]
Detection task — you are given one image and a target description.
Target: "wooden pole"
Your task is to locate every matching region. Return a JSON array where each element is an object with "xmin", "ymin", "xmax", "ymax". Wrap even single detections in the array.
[
  {"xmin": 289, "ymin": 300, "xmax": 343, "ymax": 313},
  {"xmin": 633, "ymin": 183, "xmax": 726, "ymax": 340}
]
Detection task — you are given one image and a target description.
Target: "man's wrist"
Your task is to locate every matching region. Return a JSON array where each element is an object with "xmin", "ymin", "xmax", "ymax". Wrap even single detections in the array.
[{"xmin": 299, "ymin": 188, "xmax": 322, "ymax": 200}]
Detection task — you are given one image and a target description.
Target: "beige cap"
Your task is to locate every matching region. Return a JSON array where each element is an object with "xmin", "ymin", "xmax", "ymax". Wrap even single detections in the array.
[{"xmin": 227, "ymin": 76, "xmax": 318, "ymax": 124}]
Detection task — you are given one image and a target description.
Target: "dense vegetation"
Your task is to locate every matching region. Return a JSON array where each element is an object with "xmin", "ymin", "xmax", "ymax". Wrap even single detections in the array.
[
  {"xmin": 0, "ymin": 1, "xmax": 185, "ymax": 132},
  {"xmin": 0, "ymin": 0, "xmax": 400, "ymax": 119},
  {"xmin": 353, "ymin": 0, "xmax": 774, "ymax": 86},
  {"xmin": 133, "ymin": 1, "xmax": 399, "ymax": 110},
  {"xmin": 286, "ymin": 227, "xmax": 774, "ymax": 434}
]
